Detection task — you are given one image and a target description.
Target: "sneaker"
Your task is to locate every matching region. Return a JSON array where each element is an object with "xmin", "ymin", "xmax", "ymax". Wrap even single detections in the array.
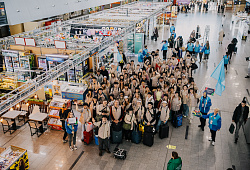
[
  {"xmin": 106, "ymin": 149, "xmax": 111, "ymax": 154},
  {"xmin": 63, "ymin": 140, "xmax": 67, "ymax": 143},
  {"xmin": 69, "ymin": 146, "xmax": 74, "ymax": 151},
  {"xmin": 183, "ymin": 115, "xmax": 187, "ymax": 118},
  {"xmin": 73, "ymin": 145, "xmax": 77, "ymax": 150},
  {"xmin": 198, "ymin": 125, "xmax": 201, "ymax": 127},
  {"xmin": 208, "ymin": 137, "xmax": 212, "ymax": 141},
  {"xmin": 212, "ymin": 141, "xmax": 215, "ymax": 146},
  {"xmin": 234, "ymin": 138, "xmax": 238, "ymax": 144},
  {"xmin": 245, "ymin": 75, "xmax": 250, "ymax": 78}
]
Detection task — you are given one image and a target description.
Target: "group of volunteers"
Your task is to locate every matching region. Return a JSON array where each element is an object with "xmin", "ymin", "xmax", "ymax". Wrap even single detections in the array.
[{"xmin": 57, "ymin": 21, "xmax": 249, "ymax": 170}]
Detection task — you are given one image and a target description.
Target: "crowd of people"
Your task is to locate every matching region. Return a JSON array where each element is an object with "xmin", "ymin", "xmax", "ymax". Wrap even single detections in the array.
[{"xmin": 57, "ymin": 16, "xmax": 249, "ymax": 170}]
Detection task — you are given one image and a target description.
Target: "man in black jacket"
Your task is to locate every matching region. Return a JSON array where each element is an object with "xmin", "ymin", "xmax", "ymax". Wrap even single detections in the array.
[
  {"xmin": 59, "ymin": 104, "xmax": 72, "ymax": 143},
  {"xmin": 100, "ymin": 66, "xmax": 109, "ymax": 80},
  {"xmin": 232, "ymin": 100, "xmax": 249, "ymax": 143}
]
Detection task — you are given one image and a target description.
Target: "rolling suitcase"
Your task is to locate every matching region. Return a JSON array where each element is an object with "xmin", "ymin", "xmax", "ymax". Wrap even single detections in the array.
[
  {"xmin": 132, "ymin": 130, "xmax": 142, "ymax": 144},
  {"xmin": 159, "ymin": 123, "xmax": 169, "ymax": 139},
  {"xmin": 112, "ymin": 130, "xmax": 122, "ymax": 144},
  {"xmin": 94, "ymin": 135, "xmax": 99, "ymax": 145},
  {"xmin": 84, "ymin": 130, "xmax": 93, "ymax": 144},
  {"xmin": 172, "ymin": 112, "xmax": 183, "ymax": 128},
  {"xmin": 143, "ymin": 131, "xmax": 154, "ymax": 147}
]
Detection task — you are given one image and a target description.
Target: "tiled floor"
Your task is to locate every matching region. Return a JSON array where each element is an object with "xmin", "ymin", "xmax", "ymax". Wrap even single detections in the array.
[{"xmin": 1, "ymin": 5, "xmax": 250, "ymax": 170}]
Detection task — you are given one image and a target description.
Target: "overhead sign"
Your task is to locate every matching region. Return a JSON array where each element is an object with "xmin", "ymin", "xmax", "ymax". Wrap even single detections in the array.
[
  {"xmin": 25, "ymin": 38, "xmax": 36, "ymax": 47},
  {"xmin": 90, "ymin": 47, "xmax": 98, "ymax": 56},
  {"xmin": 14, "ymin": 37, "xmax": 25, "ymax": 45},
  {"xmin": 54, "ymin": 40, "xmax": 66, "ymax": 49}
]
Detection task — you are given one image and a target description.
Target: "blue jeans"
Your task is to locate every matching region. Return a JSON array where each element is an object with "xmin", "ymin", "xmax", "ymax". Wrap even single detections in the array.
[
  {"xmin": 156, "ymin": 120, "xmax": 167, "ymax": 131},
  {"xmin": 183, "ymin": 104, "xmax": 189, "ymax": 117}
]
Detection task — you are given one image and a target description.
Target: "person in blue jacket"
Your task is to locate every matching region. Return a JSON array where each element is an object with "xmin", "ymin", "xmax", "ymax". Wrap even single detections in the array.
[
  {"xmin": 202, "ymin": 108, "xmax": 221, "ymax": 146},
  {"xmin": 66, "ymin": 112, "xmax": 78, "ymax": 151},
  {"xmin": 223, "ymin": 52, "xmax": 229, "ymax": 72},
  {"xmin": 171, "ymin": 30, "xmax": 176, "ymax": 39},
  {"xmin": 143, "ymin": 45, "xmax": 149, "ymax": 57},
  {"xmin": 203, "ymin": 41, "xmax": 210, "ymax": 61},
  {"xmin": 161, "ymin": 40, "xmax": 168, "ymax": 60},
  {"xmin": 186, "ymin": 41, "xmax": 194, "ymax": 54},
  {"xmin": 170, "ymin": 23, "xmax": 175, "ymax": 34},
  {"xmin": 199, "ymin": 91, "xmax": 212, "ymax": 131},
  {"xmin": 194, "ymin": 41, "xmax": 201, "ymax": 59},
  {"xmin": 138, "ymin": 49, "xmax": 144, "ymax": 66}
]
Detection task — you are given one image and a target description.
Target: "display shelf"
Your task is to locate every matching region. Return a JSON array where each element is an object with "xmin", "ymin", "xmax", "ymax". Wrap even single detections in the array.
[
  {"xmin": 0, "ymin": 72, "xmax": 18, "ymax": 90},
  {"xmin": 0, "ymin": 145, "xmax": 29, "ymax": 170},
  {"xmin": 48, "ymin": 98, "xmax": 70, "ymax": 130}
]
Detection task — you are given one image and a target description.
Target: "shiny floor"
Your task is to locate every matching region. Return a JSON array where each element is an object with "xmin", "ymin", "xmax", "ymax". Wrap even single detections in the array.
[{"xmin": 1, "ymin": 5, "xmax": 250, "ymax": 170}]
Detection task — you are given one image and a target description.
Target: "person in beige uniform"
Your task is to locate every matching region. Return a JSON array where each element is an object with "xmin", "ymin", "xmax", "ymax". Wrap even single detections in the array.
[
  {"xmin": 111, "ymin": 82, "xmax": 120, "ymax": 99},
  {"xmin": 123, "ymin": 107, "xmax": 136, "ymax": 141},
  {"xmin": 96, "ymin": 100, "xmax": 110, "ymax": 121},
  {"xmin": 110, "ymin": 100, "xmax": 124, "ymax": 131},
  {"xmin": 76, "ymin": 103, "xmax": 91, "ymax": 142},
  {"xmin": 144, "ymin": 102, "xmax": 157, "ymax": 126},
  {"xmin": 134, "ymin": 100, "xmax": 145, "ymax": 124},
  {"xmin": 151, "ymin": 71, "xmax": 161, "ymax": 90},
  {"xmin": 156, "ymin": 101, "xmax": 170, "ymax": 131},
  {"xmin": 123, "ymin": 84, "xmax": 132, "ymax": 101},
  {"xmin": 93, "ymin": 115, "xmax": 111, "ymax": 156}
]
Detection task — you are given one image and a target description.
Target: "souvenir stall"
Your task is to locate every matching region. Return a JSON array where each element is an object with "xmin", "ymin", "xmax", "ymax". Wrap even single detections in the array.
[
  {"xmin": 48, "ymin": 98, "xmax": 71, "ymax": 130},
  {"xmin": 0, "ymin": 145, "xmax": 29, "ymax": 170}
]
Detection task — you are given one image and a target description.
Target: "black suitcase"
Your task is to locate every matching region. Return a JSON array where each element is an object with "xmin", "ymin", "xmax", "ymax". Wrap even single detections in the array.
[
  {"xmin": 159, "ymin": 123, "xmax": 169, "ymax": 139},
  {"xmin": 143, "ymin": 131, "xmax": 154, "ymax": 147},
  {"xmin": 151, "ymin": 36, "xmax": 154, "ymax": 40}
]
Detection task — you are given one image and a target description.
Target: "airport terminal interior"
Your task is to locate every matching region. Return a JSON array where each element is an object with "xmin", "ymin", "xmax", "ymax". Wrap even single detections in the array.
[{"xmin": 0, "ymin": 0, "xmax": 249, "ymax": 170}]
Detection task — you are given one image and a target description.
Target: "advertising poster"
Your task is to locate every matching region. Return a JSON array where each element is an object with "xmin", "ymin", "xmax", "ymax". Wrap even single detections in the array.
[{"xmin": 134, "ymin": 33, "xmax": 144, "ymax": 54}]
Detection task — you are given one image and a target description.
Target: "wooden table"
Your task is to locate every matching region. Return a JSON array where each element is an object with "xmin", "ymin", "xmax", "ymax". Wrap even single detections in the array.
[
  {"xmin": 29, "ymin": 113, "xmax": 48, "ymax": 134},
  {"xmin": 29, "ymin": 113, "xmax": 48, "ymax": 122},
  {"xmin": 1, "ymin": 110, "xmax": 25, "ymax": 119},
  {"xmin": 1, "ymin": 110, "xmax": 26, "ymax": 130}
]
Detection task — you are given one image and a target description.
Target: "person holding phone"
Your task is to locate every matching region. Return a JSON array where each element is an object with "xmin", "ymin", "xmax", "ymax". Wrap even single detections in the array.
[
  {"xmin": 59, "ymin": 104, "xmax": 71, "ymax": 143},
  {"xmin": 66, "ymin": 112, "xmax": 78, "ymax": 151}
]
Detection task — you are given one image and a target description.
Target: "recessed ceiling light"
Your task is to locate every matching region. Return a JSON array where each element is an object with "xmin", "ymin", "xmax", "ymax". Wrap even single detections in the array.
[
  {"xmin": 65, "ymin": 3, "xmax": 68, "ymax": 5},
  {"xmin": 36, "ymin": 7, "xmax": 39, "ymax": 9},
  {"xmin": 52, "ymin": 5, "xmax": 55, "ymax": 7},
  {"xmin": 17, "ymin": 10, "xmax": 20, "ymax": 12}
]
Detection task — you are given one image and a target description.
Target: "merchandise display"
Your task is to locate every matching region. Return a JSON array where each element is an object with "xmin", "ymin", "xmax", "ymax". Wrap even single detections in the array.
[
  {"xmin": 61, "ymin": 83, "xmax": 88, "ymax": 101},
  {"xmin": 48, "ymin": 98, "xmax": 70, "ymax": 130},
  {"xmin": 2, "ymin": 50, "xmax": 35, "ymax": 82},
  {"xmin": 0, "ymin": 146, "xmax": 29, "ymax": 170},
  {"xmin": 0, "ymin": 72, "xmax": 18, "ymax": 91}
]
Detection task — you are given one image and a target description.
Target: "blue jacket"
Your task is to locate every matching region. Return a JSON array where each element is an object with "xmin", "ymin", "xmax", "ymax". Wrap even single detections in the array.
[
  {"xmin": 161, "ymin": 43, "xmax": 168, "ymax": 51},
  {"xmin": 65, "ymin": 118, "xmax": 78, "ymax": 134},
  {"xmin": 187, "ymin": 43, "xmax": 194, "ymax": 52},
  {"xmin": 138, "ymin": 52, "xmax": 144, "ymax": 63},
  {"xmin": 171, "ymin": 33, "xmax": 176, "ymax": 39},
  {"xmin": 170, "ymin": 26, "xmax": 175, "ymax": 33},
  {"xmin": 223, "ymin": 55, "xmax": 229, "ymax": 65},
  {"xmin": 202, "ymin": 113, "xmax": 221, "ymax": 131},
  {"xmin": 143, "ymin": 49, "xmax": 148, "ymax": 56},
  {"xmin": 203, "ymin": 46, "xmax": 210, "ymax": 54},
  {"xmin": 199, "ymin": 96, "xmax": 212, "ymax": 113},
  {"xmin": 194, "ymin": 44, "xmax": 201, "ymax": 53}
]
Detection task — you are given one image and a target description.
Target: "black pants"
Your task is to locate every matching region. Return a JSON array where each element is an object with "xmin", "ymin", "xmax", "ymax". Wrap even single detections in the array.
[
  {"xmin": 199, "ymin": 112, "xmax": 207, "ymax": 130},
  {"xmin": 99, "ymin": 137, "xmax": 109, "ymax": 151},
  {"xmin": 119, "ymin": 64, "xmax": 124, "ymax": 71},
  {"xmin": 224, "ymin": 64, "xmax": 227, "ymax": 70},
  {"xmin": 68, "ymin": 132, "xmax": 77, "ymax": 147},
  {"xmin": 124, "ymin": 129, "xmax": 132, "ymax": 140},
  {"xmin": 62, "ymin": 120, "xmax": 67, "ymax": 140},
  {"xmin": 163, "ymin": 50, "xmax": 167, "ymax": 60},
  {"xmin": 210, "ymin": 129, "xmax": 216, "ymax": 142},
  {"xmin": 199, "ymin": 53, "xmax": 203, "ymax": 62}
]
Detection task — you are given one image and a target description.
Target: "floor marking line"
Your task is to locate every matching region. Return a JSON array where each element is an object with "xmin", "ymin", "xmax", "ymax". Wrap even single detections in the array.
[{"xmin": 69, "ymin": 150, "xmax": 84, "ymax": 170}]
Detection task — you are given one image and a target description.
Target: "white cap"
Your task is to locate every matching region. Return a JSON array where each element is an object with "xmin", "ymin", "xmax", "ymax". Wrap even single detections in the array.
[
  {"xmin": 124, "ymin": 96, "xmax": 129, "ymax": 99},
  {"xmin": 162, "ymin": 101, "xmax": 167, "ymax": 104}
]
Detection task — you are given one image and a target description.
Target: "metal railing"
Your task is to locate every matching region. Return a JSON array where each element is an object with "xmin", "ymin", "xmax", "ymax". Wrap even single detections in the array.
[{"xmin": 0, "ymin": 2, "xmax": 171, "ymax": 114}]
